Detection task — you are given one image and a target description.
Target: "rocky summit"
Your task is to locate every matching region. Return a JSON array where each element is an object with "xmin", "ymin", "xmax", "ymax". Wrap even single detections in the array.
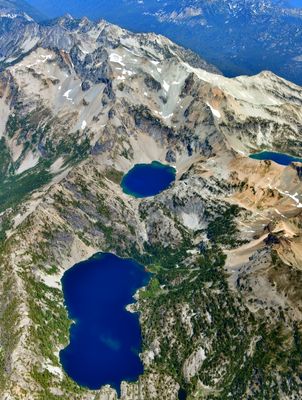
[{"xmin": 0, "ymin": 12, "xmax": 302, "ymax": 400}]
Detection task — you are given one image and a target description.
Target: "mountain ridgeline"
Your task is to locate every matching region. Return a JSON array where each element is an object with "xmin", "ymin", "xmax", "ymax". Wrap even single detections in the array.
[
  {"xmin": 15, "ymin": 0, "xmax": 302, "ymax": 86},
  {"xmin": 0, "ymin": 11, "xmax": 301, "ymax": 400}
]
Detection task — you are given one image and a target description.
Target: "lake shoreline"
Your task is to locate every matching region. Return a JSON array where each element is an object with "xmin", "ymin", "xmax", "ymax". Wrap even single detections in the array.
[
  {"xmin": 59, "ymin": 252, "xmax": 151, "ymax": 395},
  {"xmin": 250, "ymin": 150, "xmax": 302, "ymax": 166}
]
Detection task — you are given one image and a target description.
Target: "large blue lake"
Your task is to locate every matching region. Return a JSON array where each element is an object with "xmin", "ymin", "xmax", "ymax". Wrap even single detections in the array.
[
  {"xmin": 60, "ymin": 253, "xmax": 150, "ymax": 394},
  {"xmin": 121, "ymin": 161, "xmax": 176, "ymax": 198},
  {"xmin": 250, "ymin": 151, "xmax": 302, "ymax": 166}
]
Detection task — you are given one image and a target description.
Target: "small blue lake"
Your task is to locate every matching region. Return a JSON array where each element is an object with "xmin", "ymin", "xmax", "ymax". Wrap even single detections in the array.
[
  {"xmin": 178, "ymin": 388, "xmax": 187, "ymax": 400},
  {"xmin": 250, "ymin": 151, "xmax": 302, "ymax": 166},
  {"xmin": 59, "ymin": 253, "xmax": 150, "ymax": 394},
  {"xmin": 121, "ymin": 161, "xmax": 176, "ymax": 198}
]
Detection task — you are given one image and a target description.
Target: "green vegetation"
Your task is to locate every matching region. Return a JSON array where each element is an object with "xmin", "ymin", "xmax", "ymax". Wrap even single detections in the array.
[
  {"xmin": 45, "ymin": 265, "xmax": 59, "ymax": 275},
  {"xmin": 0, "ymin": 101, "xmax": 300, "ymax": 400},
  {"xmin": 50, "ymin": 134, "xmax": 91, "ymax": 167},
  {"xmin": 20, "ymin": 264, "xmax": 86, "ymax": 397},
  {"xmin": 0, "ymin": 213, "xmax": 13, "ymax": 244},
  {"xmin": 206, "ymin": 204, "xmax": 247, "ymax": 248},
  {"xmin": 140, "ymin": 277, "xmax": 161, "ymax": 299},
  {"xmin": 5, "ymin": 113, "xmax": 27, "ymax": 139},
  {"xmin": 24, "ymin": 275, "xmax": 70, "ymax": 364},
  {"xmin": 129, "ymin": 199, "xmax": 302, "ymax": 398},
  {"xmin": 138, "ymin": 242, "xmax": 302, "ymax": 399},
  {"xmin": 0, "ymin": 268, "xmax": 21, "ymax": 389},
  {"xmin": 104, "ymin": 168, "xmax": 124, "ymax": 184},
  {"xmin": 144, "ymin": 239, "xmax": 191, "ymax": 269},
  {"xmin": 0, "ymin": 138, "xmax": 11, "ymax": 176},
  {"xmin": 216, "ymin": 321, "xmax": 302, "ymax": 399},
  {"xmin": 0, "ymin": 108, "xmax": 92, "ymax": 214},
  {"xmin": 0, "ymin": 161, "xmax": 52, "ymax": 212}
]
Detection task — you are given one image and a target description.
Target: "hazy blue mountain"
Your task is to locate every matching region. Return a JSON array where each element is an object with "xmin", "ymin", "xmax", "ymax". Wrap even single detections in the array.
[{"xmin": 0, "ymin": 0, "xmax": 44, "ymax": 20}]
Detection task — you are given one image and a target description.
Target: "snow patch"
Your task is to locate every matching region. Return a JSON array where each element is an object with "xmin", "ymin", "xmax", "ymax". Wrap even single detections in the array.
[
  {"xmin": 0, "ymin": 12, "xmax": 33, "ymax": 22},
  {"xmin": 206, "ymin": 102, "xmax": 221, "ymax": 119},
  {"xmin": 109, "ymin": 53, "xmax": 125, "ymax": 66},
  {"xmin": 63, "ymin": 89, "xmax": 73, "ymax": 101},
  {"xmin": 161, "ymin": 113, "xmax": 174, "ymax": 120},
  {"xmin": 275, "ymin": 188, "xmax": 302, "ymax": 208},
  {"xmin": 122, "ymin": 68, "xmax": 134, "ymax": 76},
  {"xmin": 163, "ymin": 81, "xmax": 170, "ymax": 92}
]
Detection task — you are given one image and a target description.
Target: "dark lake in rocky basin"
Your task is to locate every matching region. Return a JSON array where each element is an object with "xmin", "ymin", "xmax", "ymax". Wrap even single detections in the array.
[
  {"xmin": 60, "ymin": 253, "xmax": 150, "ymax": 394},
  {"xmin": 250, "ymin": 151, "xmax": 302, "ymax": 166},
  {"xmin": 121, "ymin": 161, "xmax": 176, "ymax": 198}
]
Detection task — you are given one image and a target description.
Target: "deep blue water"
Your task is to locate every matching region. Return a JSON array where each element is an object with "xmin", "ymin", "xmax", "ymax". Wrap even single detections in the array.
[
  {"xmin": 121, "ymin": 161, "xmax": 176, "ymax": 198},
  {"xmin": 60, "ymin": 253, "xmax": 150, "ymax": 394},
  {"xmin": 178, "ymin": 388, "xmax": 187, "ymax": 400},
  {"xmin": 250, "ymin": 151, "xmax": 302, "ymax": 166}
]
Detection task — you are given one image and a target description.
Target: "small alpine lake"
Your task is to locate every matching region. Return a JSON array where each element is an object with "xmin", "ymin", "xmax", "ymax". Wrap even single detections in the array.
[
  {"xmin": 250, "ymin": 151, "xmax": 302, "ymax": 166},
  {"xmin": 59, "ymin": 253, "xmax": 150, "ymax": 394},
  {"xmin": 121, "ymin": 161, "xmax": 176, "ymax": 198},
  {"xmin": 178, "ymin": 388, "xmax": 188, "ymax": 400}
]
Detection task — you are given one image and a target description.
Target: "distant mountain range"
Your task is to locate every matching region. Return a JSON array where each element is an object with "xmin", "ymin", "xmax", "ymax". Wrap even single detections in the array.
[
  {"xmin": 1, "ymin": 0, "xmax": 302, "ymax": 85},
  {"xmin": 13, "ymin": 0, "xmax": 301, "ymax": 86},
  {"xmin": 0, "ymin": 0, "xmax": 44, "ymax": 20}
]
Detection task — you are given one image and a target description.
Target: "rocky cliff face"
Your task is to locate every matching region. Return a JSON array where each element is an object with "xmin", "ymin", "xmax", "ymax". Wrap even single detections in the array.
[{"xmin": 0, "ymin": 15, "xmax": 302, "ymax": 400}]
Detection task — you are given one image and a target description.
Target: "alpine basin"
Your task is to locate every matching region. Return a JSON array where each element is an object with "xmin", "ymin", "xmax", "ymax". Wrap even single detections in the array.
[
  {"xmin": 60, "ymin": 253, "xmax": 150, "ymax": 394},
  {"xmin": 121, "ymin": 161, "xmax": 176, "ymax": 198}
]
